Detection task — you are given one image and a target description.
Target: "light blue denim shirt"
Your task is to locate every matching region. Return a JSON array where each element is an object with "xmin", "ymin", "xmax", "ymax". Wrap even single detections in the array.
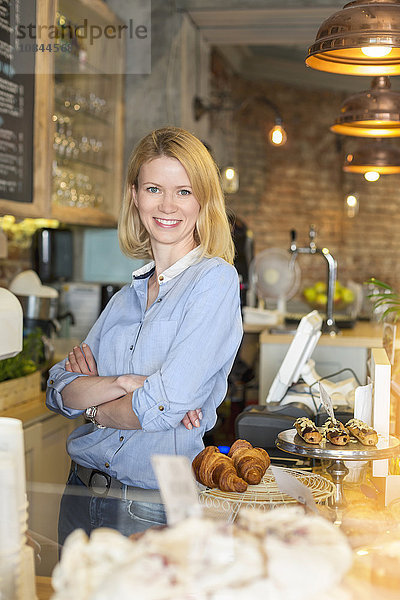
[{"xmin": 46, "ymin": 248, "xmax": 243, "ymax": 488}]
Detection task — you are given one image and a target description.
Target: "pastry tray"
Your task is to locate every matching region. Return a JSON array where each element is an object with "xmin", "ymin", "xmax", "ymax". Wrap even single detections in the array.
[
  {"xmin": 198, "ymin": 465, "xmax": 335, "ymax": 517},
  {"xmin": 276, "ymin": 429, "xmax": 400, "ymax": 461}
]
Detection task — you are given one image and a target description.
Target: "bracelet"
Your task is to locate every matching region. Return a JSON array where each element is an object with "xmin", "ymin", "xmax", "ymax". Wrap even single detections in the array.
[{"xmin": 84, "ymin": 405, "xmax": 106, "ymax": 429}]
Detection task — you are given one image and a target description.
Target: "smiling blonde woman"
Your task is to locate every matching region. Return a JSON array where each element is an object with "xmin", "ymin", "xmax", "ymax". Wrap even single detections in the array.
[
  {"xmin": 119, "ymin": 126, "xmax": 235, "ymax": 262},
  {"xmin": 47, "ymin": 126, "xmax": 242, "ymax": 545}
]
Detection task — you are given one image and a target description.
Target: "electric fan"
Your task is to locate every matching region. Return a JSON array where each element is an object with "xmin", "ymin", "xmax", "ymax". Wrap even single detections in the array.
[{"xmin": 249, "ymin": 248, "xmax": 301, "ymax": 314}]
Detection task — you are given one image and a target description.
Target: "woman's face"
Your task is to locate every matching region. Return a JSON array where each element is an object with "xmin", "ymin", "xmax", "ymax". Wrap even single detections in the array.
[{"xmin": 133, "ymin": 156, "xmax": 200, "ymax": 254}]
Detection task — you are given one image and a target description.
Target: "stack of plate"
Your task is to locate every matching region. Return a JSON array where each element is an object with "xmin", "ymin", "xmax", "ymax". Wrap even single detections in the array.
[{"xmin": 0, "ymin": 418, "xmax": 35, "ymax": 600}]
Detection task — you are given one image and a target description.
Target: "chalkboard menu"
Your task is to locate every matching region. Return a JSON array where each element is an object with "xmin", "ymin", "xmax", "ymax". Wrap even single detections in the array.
[{"xmin": 0, "ymin": 1, "xmax": 36, "ymax": 203}]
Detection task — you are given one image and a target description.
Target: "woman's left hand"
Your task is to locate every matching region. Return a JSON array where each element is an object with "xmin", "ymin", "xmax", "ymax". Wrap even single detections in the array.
[
  {"xmin": 181, "ymin": 408, "xmax": 202, "ymax": 430},
  {"xmin": 65, "ymin": 343, "xmax": 98, "ymax": 376}
]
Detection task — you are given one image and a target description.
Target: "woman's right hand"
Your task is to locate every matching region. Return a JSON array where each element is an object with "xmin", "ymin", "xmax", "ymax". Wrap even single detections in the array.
[
  {"xmin": 65, "ymin": 343, "xmax": 98, "ymax": 376},
  {"xmin": 181, "ymin": 408, "xmax": 202, "ymax": 430}
]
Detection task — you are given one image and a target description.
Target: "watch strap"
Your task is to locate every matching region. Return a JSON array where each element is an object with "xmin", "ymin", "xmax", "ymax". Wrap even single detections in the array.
[{"xmin": 85, "ymin": 405, "xmax": 106, "ymax": 429}]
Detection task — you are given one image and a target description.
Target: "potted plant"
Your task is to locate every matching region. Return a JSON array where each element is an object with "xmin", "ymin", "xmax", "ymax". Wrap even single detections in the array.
[
  {"xmin": 366, "ymin": 278, "xmax": 400, "ymax": 323},
  {"xmin": 0, "ymin": 329, "xmax": 45, "ymax": 411}
]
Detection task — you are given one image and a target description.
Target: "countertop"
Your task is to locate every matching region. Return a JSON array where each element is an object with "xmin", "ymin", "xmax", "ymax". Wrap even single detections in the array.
[
  {"xmin": 259, "ymin": 320, "xmax": 394, "ymax": 348},
  {"xmin": 0, "ymin": 393, "xmax": 52, "ymax": 427},
  {"xmin": 0, "ymin": 337, "xmax": 80, "ymax": 426}
]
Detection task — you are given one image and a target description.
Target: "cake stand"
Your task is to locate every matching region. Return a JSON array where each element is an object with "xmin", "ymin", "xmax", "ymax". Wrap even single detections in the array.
[{"xmin": 276, "ymin": 429, "xmax": 400, "ymax": 509}]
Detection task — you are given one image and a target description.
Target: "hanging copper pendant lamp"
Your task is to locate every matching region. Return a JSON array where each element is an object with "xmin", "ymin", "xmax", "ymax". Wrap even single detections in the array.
[
  {"xmin": 331, "ymin": 76, "xmax": 400, "ymax": 136},
  {"xmin": 306, "ymin": 0, "xmax": 400, "ymax": 76},
  {"xmin": 343, "ymin": 140, "xmax": 400, "ymax": 175}
]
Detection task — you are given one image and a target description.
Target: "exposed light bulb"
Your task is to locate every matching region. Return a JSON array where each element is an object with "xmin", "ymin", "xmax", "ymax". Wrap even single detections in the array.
[
  {"xmin": 345, "ymin": 193, "xmax": 359, "ymax": 218},
  {"xmin": 346, "ymin": 194, "xmax": 358, "ymax": 208},
  {"xmin": 364, "ymin": 171, "xmax": 380, "ymax": 182},
  {"xmin": 221, "ymin": 166, "xmax": 239, "ymax": 194},
  {"xmin": 361, "ymin": 46, "xmax": 392, "ymax": 58},
  {"xmin": 268, "ymin": 124, "xmax": 287, "ymax": 146}
]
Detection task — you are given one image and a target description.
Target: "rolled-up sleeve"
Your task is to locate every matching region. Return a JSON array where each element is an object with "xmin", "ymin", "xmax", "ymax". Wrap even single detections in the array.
[
  {"xmin": 46, "ymin": 365, "xmax": 86, "ymax": 418},
  {"xmin": 46, "ymin": 291, "xmax": 119, "ymax": 418},
  {"xmin": 132, "ymin": 263, "xmax": 243, "ymax": 432}
]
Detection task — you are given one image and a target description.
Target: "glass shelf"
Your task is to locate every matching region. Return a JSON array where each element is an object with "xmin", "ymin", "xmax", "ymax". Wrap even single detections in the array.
[
  {"xmin": 55, "ymin": 155, "xmax": 109, "ymax": 172},
  {"xmin": 54, "ymin": 98, "xmax": 112, "ymax": 127}
]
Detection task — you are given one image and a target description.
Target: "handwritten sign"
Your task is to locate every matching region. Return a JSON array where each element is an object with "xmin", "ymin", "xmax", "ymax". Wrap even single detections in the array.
[
  {"xmin": 151, "ymin": 455, "xmax": 201, "ymax": 526},
  {"xmin": 271, "ymin": 466, "xmax": 317, "ymax": 513},
  {"xmin": 319, "ymin": 382, "xmax": 336, "ymax": 423}
]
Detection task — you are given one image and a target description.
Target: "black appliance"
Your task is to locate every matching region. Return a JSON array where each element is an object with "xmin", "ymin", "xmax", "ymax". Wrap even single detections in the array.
[
  {"xmin": 32, "ymin": 228, "xmax": 73, "ymax": 283},
  {"xmin": 230, "ymin": 215, "xmax": 254, "ymax": 307},
  {"xmin": 100, "ymin": 284, "xmax": 120, "ymax": 314}
]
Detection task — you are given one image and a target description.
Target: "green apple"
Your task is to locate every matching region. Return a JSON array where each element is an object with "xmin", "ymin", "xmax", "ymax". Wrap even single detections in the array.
[
  {"xmin": 315, "ymin": 293, "xmax": 328, "ymax": 306},
  {"xmin": 341, "ymin": 288, "xmax": 355, "ymax": 304},
  {"xmin": 333, "ymin": 290, "xmax": 341, "ymax": 303},
  {"xmin": 335, "ymin": 281, "xmax": 343, "ymax": 292},
  {"xmin": 314, "ymin": 281, "xmax": 326, "ymax": 293},
  {"xmin": 303, "ymin": 287, "xmax": 317, "ymax": 303}
]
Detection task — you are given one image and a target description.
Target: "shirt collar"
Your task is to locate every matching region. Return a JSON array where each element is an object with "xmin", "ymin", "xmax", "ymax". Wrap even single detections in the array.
[{"xmin": 131, "ymin": 246, "xmax": 202, "ymax": 286}]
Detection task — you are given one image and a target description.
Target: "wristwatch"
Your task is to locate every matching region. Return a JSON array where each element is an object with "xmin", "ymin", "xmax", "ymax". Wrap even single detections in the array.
[{"xmin": 85, "ymin": 405, "xmax": 106, "ymax": 429}]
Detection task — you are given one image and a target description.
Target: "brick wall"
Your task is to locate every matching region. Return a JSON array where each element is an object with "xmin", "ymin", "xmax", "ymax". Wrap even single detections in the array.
[{"xmin": 209, "ymin": 51, "xmax": 400, "ymax": 294}]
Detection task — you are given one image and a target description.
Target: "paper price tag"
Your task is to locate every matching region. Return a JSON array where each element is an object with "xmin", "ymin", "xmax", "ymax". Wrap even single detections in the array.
[
  {"xmin": 354, "ymin": 383, "xmax": 373, "ymax": 425},
  {"xmin": 151, "ymin": 455, "xmax": 201, "ymax": 526},
  {"xmin": 270, "ymin": 466, "xmax": 317, "ymax": 513},
  {"xmin": 319, "ymin": 382, "xmax": 336, "ymax": 422}
]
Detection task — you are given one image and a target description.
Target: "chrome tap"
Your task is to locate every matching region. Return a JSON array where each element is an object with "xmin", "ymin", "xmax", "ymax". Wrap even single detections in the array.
[{"xmin": 290, "ymin": 226, "xmax": 339, "ymax": 336}]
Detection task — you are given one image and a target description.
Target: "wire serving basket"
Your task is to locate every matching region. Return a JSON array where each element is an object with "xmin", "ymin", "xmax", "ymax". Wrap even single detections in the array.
[{"xmin": 199, "ymin": 466, "xmax": 335, "ymax": 522}]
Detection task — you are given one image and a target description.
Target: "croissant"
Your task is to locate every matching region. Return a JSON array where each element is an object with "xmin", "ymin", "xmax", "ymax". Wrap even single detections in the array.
[
  {"xmin": 228, "ymin": 439, "xmax": 270, "ymax": 485},
  {"xmin": 192, "ymin": 446, "xmax": 248, "ymax": 493}
]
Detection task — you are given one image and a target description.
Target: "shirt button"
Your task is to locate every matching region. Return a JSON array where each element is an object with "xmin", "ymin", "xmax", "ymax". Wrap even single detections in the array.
[
  {"xmin": 105, "ymin": 462, "xmax": 110, "ymax": 468},
  {"xmin": 129, "ymin": 345, "xmax": 133, "ymax": 350},
  {"xmin": 119, "ymin": 436, "xmax": 124, "ymax": 442},
  {"xmin": 158, "ymin": 275, "xmax": 164, "ymax": 282},
  {"xmin": 49, "ymin": 379, "xmax": 54, "ymax": 385},
  {"xmin": 158, "ymin": 405, "xmax": 164, "ymax": 411},
  {"xmin": 156, "ymin": 298, "xmax": 162, "ymax": 303}
]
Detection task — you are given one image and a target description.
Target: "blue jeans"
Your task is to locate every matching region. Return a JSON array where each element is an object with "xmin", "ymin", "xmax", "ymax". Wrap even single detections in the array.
[{"xmin": 58, "ymin": 470, "xmax": 167, "ymax": 548}]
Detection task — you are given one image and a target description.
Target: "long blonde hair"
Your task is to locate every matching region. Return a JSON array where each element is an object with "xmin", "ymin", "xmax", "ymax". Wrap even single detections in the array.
[{"xmin": 118, "ymin": 126, "xmax": 235, "ymax": 263}]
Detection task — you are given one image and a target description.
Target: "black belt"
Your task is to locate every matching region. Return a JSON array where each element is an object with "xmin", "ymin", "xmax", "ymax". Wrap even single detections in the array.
[{"xmin": 72, "ymin": 462, "xmax": 163, "ymax": 504}]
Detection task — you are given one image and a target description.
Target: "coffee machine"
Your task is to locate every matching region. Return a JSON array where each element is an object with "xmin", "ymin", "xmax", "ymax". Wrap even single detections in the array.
[{"xmin": 9, "ymin": 270, "xmax": 61, "ymax": 338}]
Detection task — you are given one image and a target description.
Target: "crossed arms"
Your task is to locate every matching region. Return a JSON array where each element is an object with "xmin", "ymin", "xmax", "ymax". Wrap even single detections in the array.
[{"xmin": 62, "ymin": 343, "xmax": 202, "ymax": 430}]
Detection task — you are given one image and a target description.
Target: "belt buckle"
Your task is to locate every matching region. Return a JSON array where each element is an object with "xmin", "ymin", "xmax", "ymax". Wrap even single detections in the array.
[{"xmin": 88, "ymin": 470, "xmax": 111, "ymax": 497}]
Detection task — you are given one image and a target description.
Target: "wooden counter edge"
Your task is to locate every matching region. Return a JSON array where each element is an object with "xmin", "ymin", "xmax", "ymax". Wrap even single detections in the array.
[
  {"xmin": 36, "ymin": 576, "xmax": 53, "ymax": 600},
  {"xmin": 259, "ymin": 321, "xmax": 388, "ymax": 348},
  {"xmin": 0, "ymin": 393, "xmax": 52, "ymax": 427}
]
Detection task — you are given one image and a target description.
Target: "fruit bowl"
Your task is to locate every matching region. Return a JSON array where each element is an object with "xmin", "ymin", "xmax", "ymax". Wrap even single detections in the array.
[{"xmin": 303, "ymin": 281, "xmax": 355, "ymax": 312}]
